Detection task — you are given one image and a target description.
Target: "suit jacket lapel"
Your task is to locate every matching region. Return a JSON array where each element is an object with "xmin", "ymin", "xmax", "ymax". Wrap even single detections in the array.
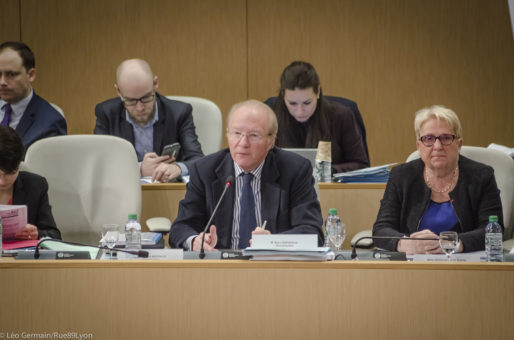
[
  {"xmin": 116, "ymin": 103, "xmax": 136, "ymax": 144},
  {"xmin": 119, "ymin": 119, "xmax": 135, "ymax": 144},
  {"xmin": 15, "ymin": 95, "xmax": 37, "ymax": 137},
  {"xmin": 260, "ymin": 150, "xmax": 280, "ymax": 233},
  {"xmin": 153, "ymin": 94, "xmax": 165, "ymax": 153},
  {"xmin": 213, "ymin": 153, "xmax": 236, "ymax": 249},
  {"xmin": 12, "ymin": 175, "xmax": 27, "ymax": 205}
]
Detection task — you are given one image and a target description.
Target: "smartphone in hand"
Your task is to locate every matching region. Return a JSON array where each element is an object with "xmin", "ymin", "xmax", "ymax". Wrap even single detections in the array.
[{"xmin": 161, "ymin": 143, "xmax": 181, "ymax": 159}]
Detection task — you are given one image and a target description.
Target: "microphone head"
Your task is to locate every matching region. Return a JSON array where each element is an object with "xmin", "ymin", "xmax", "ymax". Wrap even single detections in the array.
[{"xmin": 226, "ymin": 175, "xmax": 235, "ymax": 186}]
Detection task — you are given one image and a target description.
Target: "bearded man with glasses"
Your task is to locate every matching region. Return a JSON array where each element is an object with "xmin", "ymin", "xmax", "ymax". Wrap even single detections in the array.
[
  {"xmin": 373, "ymin": 105, "xmax": 503, "ymax": 254},
  {"xmin": 94, "ymin": 59, "xmax": 203, "ymax": 182}
]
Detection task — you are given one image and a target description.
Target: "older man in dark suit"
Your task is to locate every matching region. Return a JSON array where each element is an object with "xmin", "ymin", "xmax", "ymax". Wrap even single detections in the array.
[
  {"xmin": 0, "ymin": 41, "xmax": 67, "ymax": 149},
  {"xmin": 94, "ymin": 59, "xmax": 203, "ymax": 182},
  {"xmin": 169, "ymin": 99, "xmax": 323, "ymax": 250}
]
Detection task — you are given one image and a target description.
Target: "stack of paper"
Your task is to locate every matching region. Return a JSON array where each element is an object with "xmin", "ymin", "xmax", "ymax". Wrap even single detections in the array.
[
  {"xmin": 243, "ymin": 234, "xmax": 334, "ymax": 261},
  {"xmin": 101, "ymin": 232, "xmax": 162, "ymax": 246},
  {"xmin": 243, "ymin": 248, "xmax": 334, "ymax": 261},
  {"xmin": 333, "ymin": 163, "xmax": 397, "ymax": 183}
]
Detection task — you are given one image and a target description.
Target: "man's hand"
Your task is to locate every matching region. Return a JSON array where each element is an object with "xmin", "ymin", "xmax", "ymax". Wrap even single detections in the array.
[
  {"xmin": 192, "ymin": 225, "xmax": 218, "ymax": 251},
  {"xmin": 141, "ymin": 152, "xmax": 173, "ymax": 177},
  {"xmin": 152, "ymin": 162, "xmax": 182, "ymax": 182},
  {"xmin": 249, "ymin": 226, "xmax": 271, "ymax": 246}
]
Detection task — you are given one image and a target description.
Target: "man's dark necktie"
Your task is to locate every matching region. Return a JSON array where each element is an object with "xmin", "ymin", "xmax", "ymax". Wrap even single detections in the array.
[
  {"xmin": 1, "ymin": 103, "xmax": 12, "ymax": 126},
  {"xmin": 238, "ymin": 172, "xmax": 256, "ymax": 249}
]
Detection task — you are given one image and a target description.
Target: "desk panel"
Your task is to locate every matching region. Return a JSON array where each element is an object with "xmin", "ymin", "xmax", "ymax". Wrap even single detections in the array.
[
  {"xmin": 141, "ymin": 183, "xmax": 385, "ymax": 248},
  {"xmin": 1, "ymin": 259, "xmax": 513, "ymax": 339}
]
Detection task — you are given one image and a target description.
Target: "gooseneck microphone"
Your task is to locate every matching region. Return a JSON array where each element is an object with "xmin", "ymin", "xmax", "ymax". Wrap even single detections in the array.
[
  {"xmin": 34, "ymin": 238, "xmax": 149, "ymax": 259},
  {"xmin": 351, "ymin": 235, "xmax": 439, "ymax": 259},
  {"xmin": 199, "ymin": 175, "xmax": 235, "ymax": 259}
]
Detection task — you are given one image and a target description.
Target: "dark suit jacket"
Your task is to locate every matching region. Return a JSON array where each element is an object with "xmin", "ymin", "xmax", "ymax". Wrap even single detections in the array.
[
  {"xmin": 94, "ymin": 93, "xmax": 204, "ymax": 169},
  {"xmin": 169, "ymin": 147, "xmax": 324, "ymax": 249},
  {"xmin": 373, "ymin": 156, "xmax": 503, "ymax": 252},
  {"xmin": 16, "ymin": 92, "xmax": 67, "ymax": 149},
  {"xmin": 12, "ymin": 171, "xmax": 61, "ymax": 239}
]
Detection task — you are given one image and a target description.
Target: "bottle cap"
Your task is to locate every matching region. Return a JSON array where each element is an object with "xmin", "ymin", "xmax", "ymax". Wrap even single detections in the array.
[
  {"xmin": 328, "ymin": 208, "xmax": 337, "ymax": 215},
  {"xmin": 489, "ymin": 215, "xmax": 498, "ymax": 222},
  {"xmin": 128, "ymin": 213, "xmax": 138, "ymax": 220}
]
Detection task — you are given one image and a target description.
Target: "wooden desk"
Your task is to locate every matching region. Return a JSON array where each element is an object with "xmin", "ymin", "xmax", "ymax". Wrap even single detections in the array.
[
  {"xmin": 1, "ymin": 258, "xmax": 513, "ymax": 339},
  {"xmin": 141, "ymin": 182, "xmax": 386, "ymax": 248}
]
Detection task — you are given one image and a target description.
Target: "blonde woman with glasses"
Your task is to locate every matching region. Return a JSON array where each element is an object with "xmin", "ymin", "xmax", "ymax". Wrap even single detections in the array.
[{"xmin": 373, "ymin": 105, "xmax": 503, "ymax": 254}]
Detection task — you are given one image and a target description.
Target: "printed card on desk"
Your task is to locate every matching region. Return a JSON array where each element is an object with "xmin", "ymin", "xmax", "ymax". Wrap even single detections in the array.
[
  {"xmin": 0, "ymin": 204, "xmax": 28, "ymax": 239},
  {"xmin": 250, "ymin": 234, "xmax": 318, "ymax": 251}
]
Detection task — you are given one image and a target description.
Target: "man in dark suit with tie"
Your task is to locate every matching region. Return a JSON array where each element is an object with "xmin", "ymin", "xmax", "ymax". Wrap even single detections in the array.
[
  {"xmin": 94, "ymin": 59, "xmax": 204, "ymax": 182},
  {"xmin": 0, "ymin": 41, "xmax": 67, "ymax": 149},
  {"xmin": 169, "ymin": 99, "xmax": 323, "ymax": 250}
]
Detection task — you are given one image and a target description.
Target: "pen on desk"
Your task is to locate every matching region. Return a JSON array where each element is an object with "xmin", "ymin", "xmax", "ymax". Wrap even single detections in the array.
[{"xmin": 261, "ymin": 220, "xmax": 267, "ymax": 230}]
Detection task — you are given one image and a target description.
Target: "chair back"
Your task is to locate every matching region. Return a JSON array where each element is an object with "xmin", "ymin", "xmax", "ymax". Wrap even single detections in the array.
[
  {"xmin": 24, "ymin": 135, "xmax": 141, "ymax": 244},
  {"xmin": 50, "ymin": 102, "xmax": 65, "ymax": 117},
  {"xmin": 264, "ymin": 95, "xmax": 369, "ymax": 161},
  {"xmin": 406, "ymin": 146, "xmax": 514, "ymax": 239},
  {"xmin": 166, "ymin": 96, "xmax": 222, "ymax": 155}
]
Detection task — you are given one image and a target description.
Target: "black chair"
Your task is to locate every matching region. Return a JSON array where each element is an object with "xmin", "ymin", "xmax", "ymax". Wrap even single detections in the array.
[{"xmin": 264, "ymin": 96, "xmax": 369, "ymax": 162}]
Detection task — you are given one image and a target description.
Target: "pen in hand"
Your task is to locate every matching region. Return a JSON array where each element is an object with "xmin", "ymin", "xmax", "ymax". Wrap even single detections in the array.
[{"xmin": 261, "ymin": 220, "xmax": 267, "ymax": 230}]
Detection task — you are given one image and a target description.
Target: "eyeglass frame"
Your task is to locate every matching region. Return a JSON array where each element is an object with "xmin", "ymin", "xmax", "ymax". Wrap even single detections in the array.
[
  {"xmin": 419, "ymin": 134, "xmax": 457, "ymax": 147},
  {"xmin": 120, "ymin": 93, "xmax": 156, "ymax": 107},
  {"xmin": 227, "ymin": 130, "xmax": 273, "ymax": 143}
]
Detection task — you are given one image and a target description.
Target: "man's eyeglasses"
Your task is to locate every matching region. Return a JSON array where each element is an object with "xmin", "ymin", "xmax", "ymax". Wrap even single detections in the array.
[
  {"xmin": 227, "ymin": 130, "xmax": 270, "ymax": 143},
  {"xmin": 121, "ymin": 93, "xmax": 155, "ymax": 107},
  {"xmin": 419, "ymin": 134, "xmax": 456, "ymax": 147}
]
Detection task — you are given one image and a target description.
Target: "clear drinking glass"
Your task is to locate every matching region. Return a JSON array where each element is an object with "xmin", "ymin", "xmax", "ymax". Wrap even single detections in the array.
[
  {"xmin": 102, "ymin": 224, "xmax": 120, "ymax": 259},
  {"xmin": 328, "ymin": 222, "xmax": 346, "ymax": 252},
  {"xmin": 439, "ymin": 231, "xmax": 459, "ymax": 261}
]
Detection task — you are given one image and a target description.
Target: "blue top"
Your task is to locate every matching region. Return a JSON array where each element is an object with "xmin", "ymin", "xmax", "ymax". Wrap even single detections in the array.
[{"xmin": 419, "ymin": 200, "xmax": 458, "ymax": 235}]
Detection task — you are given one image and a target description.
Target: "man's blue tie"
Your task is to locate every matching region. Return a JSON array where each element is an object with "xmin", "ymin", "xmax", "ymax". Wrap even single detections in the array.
[
  {"xmin": 238, "ymin": 172, "xmax": 256, "ymax": 249},
  {"xmin": 1, "ymin": 103, "xmax": 12, "ymax": 126}
]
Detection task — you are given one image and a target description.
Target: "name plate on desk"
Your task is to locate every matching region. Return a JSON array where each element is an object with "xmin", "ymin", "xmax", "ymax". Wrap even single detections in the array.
[
  {"xmin": 251, "ymin": 234, "xmax": 317, "ymax": 250},
  {"xmin": 16, "ymin": 250, "xmax": 91, "ymax": 260}
]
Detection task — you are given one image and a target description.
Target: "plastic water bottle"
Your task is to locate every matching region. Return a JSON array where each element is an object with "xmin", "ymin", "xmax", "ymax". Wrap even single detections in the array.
[
  {"xmin": 315, "ymin": 160, "xmax": 332, "ymax": 183},
  {"xmin": 325, "ymin": 208, "xmax": 342, "ymax": 251},
  {"xmin": 485, "ymin": 215, "xmax": 503, "ymax": 262},
  {"xmin": 125, "ymin": 214, "xmax": 142, "ymax": 250}
]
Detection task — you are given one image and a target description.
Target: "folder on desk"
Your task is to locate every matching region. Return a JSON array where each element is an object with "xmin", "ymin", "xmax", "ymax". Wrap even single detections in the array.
[{"xmin": 333, "ymin": 163, "xmax": 397, "ymax": 183}]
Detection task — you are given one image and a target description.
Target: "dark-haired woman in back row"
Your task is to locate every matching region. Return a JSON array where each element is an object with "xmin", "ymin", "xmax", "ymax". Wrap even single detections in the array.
[
  {"xmin": 270, "ymin": 61, "xmax": 369, "ymax": 173},
  {"xmin": 0, "ymin": 125, "xmax": 60, "ymax": 240}
]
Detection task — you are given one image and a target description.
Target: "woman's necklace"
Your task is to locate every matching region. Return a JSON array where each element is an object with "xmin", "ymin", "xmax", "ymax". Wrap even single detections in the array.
[{"xmin": 425, "ymin": 166, "xmax": 458, "ymax": 193}]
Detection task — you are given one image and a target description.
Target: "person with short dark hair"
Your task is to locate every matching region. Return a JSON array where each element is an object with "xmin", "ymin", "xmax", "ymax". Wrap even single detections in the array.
[
  {"xmin": 0, "ymin": 41, "xmax": 67, "ymax": 149},
  {"xmin": 0, "ymin": 125, "xmax": 61, "ymax": 240},
  {"xmin": 270, "ymin": 61, "xmax": 369, "ymax": 173}
]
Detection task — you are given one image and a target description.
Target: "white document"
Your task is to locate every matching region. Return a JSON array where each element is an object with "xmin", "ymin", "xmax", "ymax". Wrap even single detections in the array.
[
  {"xmin": 249, "ymin": 234, "xmax": 318, "ymax": 251},
  {"xmin": 0, "ymin": 204, "xmax": 28, "ymax": 239}
]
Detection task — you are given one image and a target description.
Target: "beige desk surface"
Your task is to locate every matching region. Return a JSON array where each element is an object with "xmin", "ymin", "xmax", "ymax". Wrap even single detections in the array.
[
  {"xmin": 1, "ymin": 258, "xmax": 513, "ymax": 340},
  {"xmin": 141, "ymin": 182, "xmax": 386, "ymax": 248}
]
